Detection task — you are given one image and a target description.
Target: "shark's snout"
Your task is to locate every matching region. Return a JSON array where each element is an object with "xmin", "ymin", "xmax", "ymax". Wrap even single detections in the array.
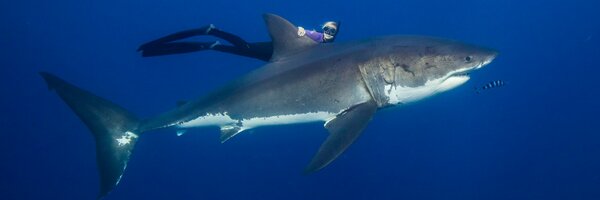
[
  {"xmin": 484, "ymin": 48, "xmax": 499, "ymax": 64},
  {"xmin": 473, "ymin": 48, "xmax": 498, "ymax": 70}
]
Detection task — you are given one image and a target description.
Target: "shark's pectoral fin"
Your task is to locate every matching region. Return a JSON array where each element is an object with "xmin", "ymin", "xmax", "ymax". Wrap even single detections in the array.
[
  {"xmin": 305, "ymin": 101, "xmax": 378, "ymax": 173},
  {"xmin": 220, "ymin": 125, "xmax": 242, "ymax": 143}
]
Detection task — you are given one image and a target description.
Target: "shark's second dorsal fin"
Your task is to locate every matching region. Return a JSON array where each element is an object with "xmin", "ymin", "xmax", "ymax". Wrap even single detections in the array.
[
  {"xmin": 176, "ymin": 100, "xmax": 188, "ymax": 107},
  {"xmin": 263, "ymin": 13, "xmax": 318, "ymax": 62}
]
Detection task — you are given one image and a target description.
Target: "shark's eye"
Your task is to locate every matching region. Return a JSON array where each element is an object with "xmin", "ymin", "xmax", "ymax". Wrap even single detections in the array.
[{"xmin": 464, "ymin": 56, "xmax": 473, "ymax": 62}]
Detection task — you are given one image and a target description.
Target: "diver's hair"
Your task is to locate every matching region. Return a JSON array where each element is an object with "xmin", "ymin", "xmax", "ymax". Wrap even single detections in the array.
[{"xmin": 322, "ymin": 21, "xmax": 338, "ymax": 30}]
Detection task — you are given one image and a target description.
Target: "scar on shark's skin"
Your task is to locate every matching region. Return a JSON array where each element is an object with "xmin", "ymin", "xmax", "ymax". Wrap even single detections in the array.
[
  {"xmin": 398, "ymin": 63, "xmax": 415, "ymax": 77},
  {"xmin": 381, "ymin": 62, "xmax": 395, "ymax": 84},
  {"xmin": 425, "ymin": 62, "xmax": 437, "ymax": 69}
]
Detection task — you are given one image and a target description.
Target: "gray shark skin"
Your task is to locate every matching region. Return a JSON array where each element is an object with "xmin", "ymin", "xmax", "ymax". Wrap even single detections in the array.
[{"xmin": 40, "ymin": 14, "xmax": 497, "ymax": 198}]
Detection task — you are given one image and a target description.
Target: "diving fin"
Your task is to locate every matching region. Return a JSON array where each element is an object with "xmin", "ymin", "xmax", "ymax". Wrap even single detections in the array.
[{"xmin": 305, "ymin": 101, "xmax": 377, "ymax": 173}]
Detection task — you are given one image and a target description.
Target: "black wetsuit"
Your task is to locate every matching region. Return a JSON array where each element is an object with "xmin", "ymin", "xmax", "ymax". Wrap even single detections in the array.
[{"xmin": 138, "ymin": 25, "xmax": 274, "ymax": 62}]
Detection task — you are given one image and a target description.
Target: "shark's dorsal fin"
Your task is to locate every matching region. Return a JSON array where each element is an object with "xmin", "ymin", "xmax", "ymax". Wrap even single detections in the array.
[{"xmin": 263, "ymin": 13, "xmax": 318, "ymax": 62}]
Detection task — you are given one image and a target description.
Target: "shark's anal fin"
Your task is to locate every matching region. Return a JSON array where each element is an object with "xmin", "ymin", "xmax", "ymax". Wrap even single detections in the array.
[
  {"xmin": 220, "ymin": 125, "xmax": 242, "ymax": 143},
  {"xmin": 263, "ymin": 13, "xmax": 318, "ymax": 62},
  {"xmin": 176, "ymin": 129, "xmax": 187, "ymax": 136},
  {"xmin": 305, "ymin": 100, "xmax": 378, "ymax": 173}
]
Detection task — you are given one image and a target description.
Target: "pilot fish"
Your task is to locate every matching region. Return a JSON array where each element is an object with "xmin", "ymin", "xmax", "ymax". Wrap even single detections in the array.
[{"xmin": 475, "ymin": 80, "xmax": 505, "ymax": 93}]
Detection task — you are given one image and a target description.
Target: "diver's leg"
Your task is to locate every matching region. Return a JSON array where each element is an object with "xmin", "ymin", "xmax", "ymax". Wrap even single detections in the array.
[
  {"xmin": 140, "ymin": 42, "xmax": 218, "ymax": 57},
  {"xmin": 211, "ymin": 42, "xmax": 273, "ymax": 62},
  {"xmin": 247, "ymin": 42, "xmax": 274, "ymax": 61}
]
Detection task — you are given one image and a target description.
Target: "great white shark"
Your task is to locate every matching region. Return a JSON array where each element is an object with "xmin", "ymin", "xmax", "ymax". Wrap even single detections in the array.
[{"xmin": 41, "ymin": 14, "xmax": 497, "ymax": 198}]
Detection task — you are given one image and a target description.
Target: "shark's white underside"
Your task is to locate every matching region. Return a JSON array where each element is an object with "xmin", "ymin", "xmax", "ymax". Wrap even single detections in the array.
[
  {"xmin": 176, "ymin": 111, "xmax": 339, "ymax": 133},
  {"xmin": 385, "ymin": 75, "xmax": 470, "ymax": 104}
]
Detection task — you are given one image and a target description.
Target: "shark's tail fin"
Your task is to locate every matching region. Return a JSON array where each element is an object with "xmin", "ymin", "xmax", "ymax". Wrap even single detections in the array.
[{"xmin": 40, "ymin": 72, "xmax": 141, "ymax": 198}]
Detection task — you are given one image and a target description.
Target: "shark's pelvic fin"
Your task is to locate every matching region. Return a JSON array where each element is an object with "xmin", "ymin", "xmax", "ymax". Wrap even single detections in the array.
[
  {"xmin": 220, "ymin": 125, "xmax": 242, "ymax": 143},
  {"xmin": 40, "ymin": 72, "xmax": 141, "ymax": 199},
  {"xmin": 263, "ymin": 13, "xmax": 318, "ymax": 62},
  {"xmin": 305, "ymin": 101, "xmax": 377, "ymax": 173}
]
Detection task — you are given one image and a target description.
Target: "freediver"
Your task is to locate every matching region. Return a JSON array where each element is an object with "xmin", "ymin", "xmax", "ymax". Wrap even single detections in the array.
[{"xmin": 137, "ymin": 21, "xmax": 340, "ymax": 61}]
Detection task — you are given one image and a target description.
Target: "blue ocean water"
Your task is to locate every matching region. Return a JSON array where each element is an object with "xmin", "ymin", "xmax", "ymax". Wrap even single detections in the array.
[{"xmin": 1, "ymin": 0, "xmax": 599, "ymax": 199}]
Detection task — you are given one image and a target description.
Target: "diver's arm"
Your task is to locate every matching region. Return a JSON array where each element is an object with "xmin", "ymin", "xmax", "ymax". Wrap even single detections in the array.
[{"xmin": 297, "ymin": 26, "xmax": 324, "ymax": 43}]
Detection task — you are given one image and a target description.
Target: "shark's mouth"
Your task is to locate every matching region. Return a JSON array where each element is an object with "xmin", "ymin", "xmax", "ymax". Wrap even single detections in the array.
[
  {"xmin": 452, "ymin": 72, "xmax": 471, "ymax": 78},
  {"xmin": 447, "ymin": 70, "xmax": 472, "ymax": 81},
  {"xmin": 449, "ymin": 60, "xmax": 492, "ymax": 79}
]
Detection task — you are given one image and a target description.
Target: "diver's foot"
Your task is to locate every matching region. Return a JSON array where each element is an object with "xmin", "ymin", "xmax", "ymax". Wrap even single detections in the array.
[{"xmin": 205, "ymin": 24, "xmax": 216, "ymax": 34}]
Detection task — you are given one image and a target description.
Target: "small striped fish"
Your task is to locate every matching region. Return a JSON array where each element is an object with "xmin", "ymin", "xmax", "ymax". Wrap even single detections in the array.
[{"xmin": 475, "ymin": 80, "xmax": 505, "ymax": 94}]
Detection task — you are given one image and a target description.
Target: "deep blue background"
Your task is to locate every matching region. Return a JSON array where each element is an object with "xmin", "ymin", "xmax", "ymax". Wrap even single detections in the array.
[{"xmin": 1, "ymin": 0, "xmax": 599, "ymax": 199}]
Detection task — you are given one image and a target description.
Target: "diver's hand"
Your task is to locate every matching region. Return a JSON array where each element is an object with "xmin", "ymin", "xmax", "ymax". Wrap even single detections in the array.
[{"xmin": 297, "ymin": 26, "xmax": 306, "ymax": 37}]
